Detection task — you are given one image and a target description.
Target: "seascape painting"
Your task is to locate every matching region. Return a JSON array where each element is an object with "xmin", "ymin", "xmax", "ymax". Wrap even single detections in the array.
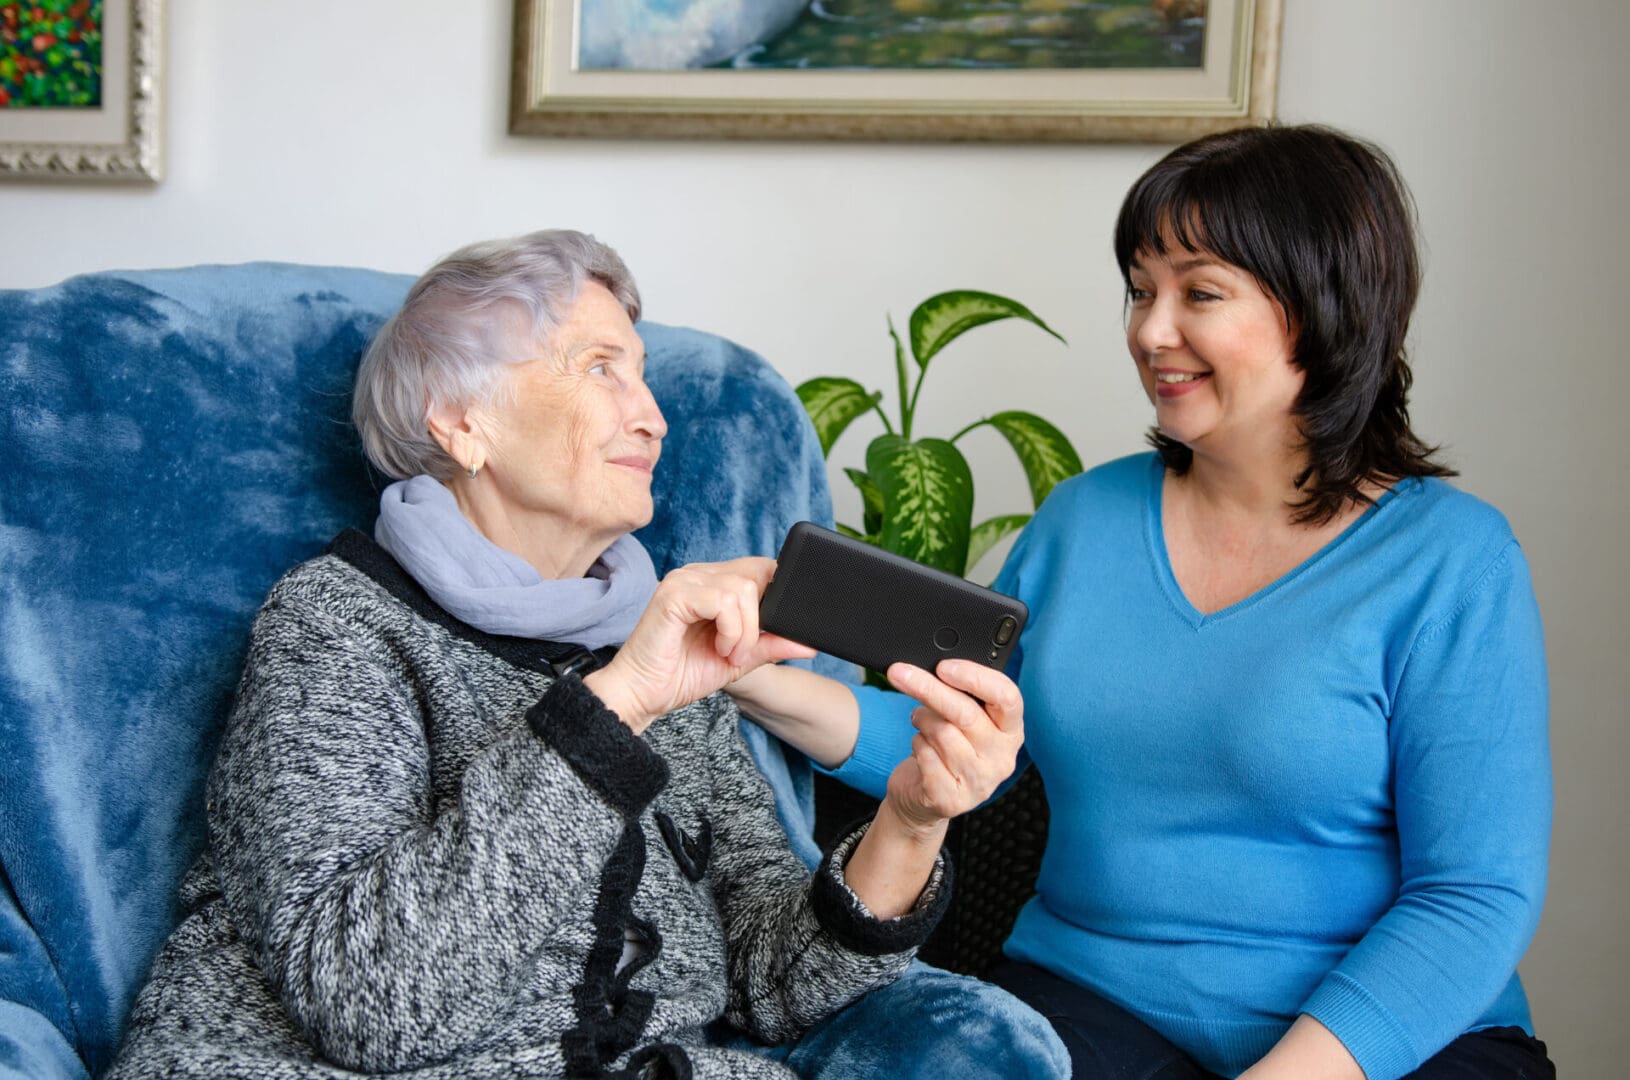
[
  {"xmin": 1, "ymin": 0, "xmax": 103, "ymax": 109},
  {"xmin": 577, "ymin": 0, "xmax": 1206, "ymax": 72}
]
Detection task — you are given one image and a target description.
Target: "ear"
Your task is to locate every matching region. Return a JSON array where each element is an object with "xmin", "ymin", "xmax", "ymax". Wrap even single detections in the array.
[{"xmin": 426, "ymin": 400, "xmax": 488, "ymax": 476}]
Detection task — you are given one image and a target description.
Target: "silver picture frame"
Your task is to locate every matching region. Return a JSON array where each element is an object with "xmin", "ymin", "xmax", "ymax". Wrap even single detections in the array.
[{"xmin": 1, "ymin": 0, "xmax": 164, "ymax": 182}]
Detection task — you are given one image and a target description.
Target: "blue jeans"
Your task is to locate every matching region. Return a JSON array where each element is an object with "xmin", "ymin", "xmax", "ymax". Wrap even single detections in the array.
[
  {"xmin": 722, "ymin": 960, "xmax": 1071, "ymax": 1079},
  {"xmin": 990, "ymin": 960, "xmax": 1557, "ymax": 1080}
]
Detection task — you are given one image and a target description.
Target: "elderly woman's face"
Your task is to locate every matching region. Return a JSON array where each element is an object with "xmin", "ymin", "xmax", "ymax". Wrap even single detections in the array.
[{"xmin": 478, "ymin": 282, "xmax": 666, "ymax": 547}]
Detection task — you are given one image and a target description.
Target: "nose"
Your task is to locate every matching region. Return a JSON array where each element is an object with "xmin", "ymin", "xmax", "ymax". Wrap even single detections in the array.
[
  {"xmin": 628, "ymin": 375, "xmax": 667, "ymax": 441},
  {"xmin": 1131, "ymin": 295, "xmax": 1182, "ymax": 357}
]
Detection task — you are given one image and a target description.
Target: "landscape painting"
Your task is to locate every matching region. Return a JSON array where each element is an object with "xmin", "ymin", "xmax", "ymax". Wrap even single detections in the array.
[
  {"xmin": 576, "ymin": 0, "xmax": 1207, "ymax": 72},
  {"xmin": 511, "ymin": 0, "xmax": 1279, "ymax": 142}
]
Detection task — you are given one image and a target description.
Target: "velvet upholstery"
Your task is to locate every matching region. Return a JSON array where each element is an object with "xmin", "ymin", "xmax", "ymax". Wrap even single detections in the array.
[{"xmin": 0, "ymin": 264, "xmax": 848, "ymax": 1078}]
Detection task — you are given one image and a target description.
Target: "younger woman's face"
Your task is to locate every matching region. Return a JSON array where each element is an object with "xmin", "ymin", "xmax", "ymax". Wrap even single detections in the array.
[{"xmin": 1124, "ymin": 244, "xmax": 1302, "ymax": 464}]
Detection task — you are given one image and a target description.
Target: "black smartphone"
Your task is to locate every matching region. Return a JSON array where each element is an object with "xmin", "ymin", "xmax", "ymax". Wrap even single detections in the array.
[{"xmin": 759, "ymin": 521, "xmax": 1027, "ymax": 675}]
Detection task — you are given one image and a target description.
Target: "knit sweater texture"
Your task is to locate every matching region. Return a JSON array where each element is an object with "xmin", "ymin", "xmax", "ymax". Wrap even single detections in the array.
[
  {"xmin": 108, "ymin": 531, "xmax": 947, "ymax": 1080},
  {"xmin": 829, "ymin": 453, "xmax": 1551, "ymax": 1080}
]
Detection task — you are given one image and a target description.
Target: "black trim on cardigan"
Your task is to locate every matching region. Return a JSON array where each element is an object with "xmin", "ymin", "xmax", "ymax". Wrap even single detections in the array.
[
  {"xmin": 561, "ymin": 825, "xmax": 669, "ymax": 1078},
  {"xmin": 808, "ymin": 819, "xmax": 954, "ymax": 957},
  {"xmin": 654, "ymin": 811, "xmax": 712, "ymax": 883},
  {"xmin": 617, "ymin": 1044, "xmax": 694, "ymax": 1079},
  {"xmin": 529, "ymin": 675, "xmax": 668, "ymax": 818},
  {"xmin": 326, "ymin": 528, "xmax": 619, "ymax": 676}
]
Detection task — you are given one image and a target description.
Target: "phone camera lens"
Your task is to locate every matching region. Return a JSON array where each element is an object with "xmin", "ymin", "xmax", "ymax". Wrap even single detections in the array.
[{"xmin": 993, "ymin": 616, "xmax": 1016, "ymax": 646}]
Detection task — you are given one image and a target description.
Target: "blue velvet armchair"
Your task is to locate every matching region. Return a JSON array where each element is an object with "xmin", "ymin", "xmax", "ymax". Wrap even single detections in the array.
[{"xmin": 0, "ymin": 264, "xmax": 854, "ymax": 1078}]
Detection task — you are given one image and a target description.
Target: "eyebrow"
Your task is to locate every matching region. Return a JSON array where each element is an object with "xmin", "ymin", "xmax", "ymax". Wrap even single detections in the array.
[
  {"xmin": 1130, "ymin": 251, "xmax": 1228, "ymax": 273},
  {"xmin": 565, "ymin": 341, "xmax": 626, "ymax": 360}
]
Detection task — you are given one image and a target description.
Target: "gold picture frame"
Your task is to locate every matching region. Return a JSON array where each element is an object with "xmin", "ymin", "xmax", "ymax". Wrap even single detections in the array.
[
  {"xmin": 511, "ymin": 0, "xmax": 1280, "ymax": 143},
  {"xmin": 0, "ymin": 0, "xmax": 164, "ymax": 182}
]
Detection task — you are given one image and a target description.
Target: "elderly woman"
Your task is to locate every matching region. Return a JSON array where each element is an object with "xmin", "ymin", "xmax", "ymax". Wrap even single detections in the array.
[
  {"xmin": 106, "ymin": 231, "xmax": 1054, "ymax": 1079},
  {"xmin": 732, "ymin": 126, "xmax": 1556, "ymax": 1080}
]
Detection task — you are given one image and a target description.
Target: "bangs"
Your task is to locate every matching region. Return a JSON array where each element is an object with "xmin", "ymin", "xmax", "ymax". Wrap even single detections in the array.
[
  {"xmin": 1114, "ymin": 188, "xmax": 1219, "ymax": 269},
  {"xmin": 1112, "ymin": 139, "xmax": 1300, "ymax": 308}
]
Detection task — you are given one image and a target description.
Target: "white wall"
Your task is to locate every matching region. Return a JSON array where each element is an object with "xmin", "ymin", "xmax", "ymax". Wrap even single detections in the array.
[{"xmin": 3, "ymin": 0, "xmax": 1625, "ymax": 1071}]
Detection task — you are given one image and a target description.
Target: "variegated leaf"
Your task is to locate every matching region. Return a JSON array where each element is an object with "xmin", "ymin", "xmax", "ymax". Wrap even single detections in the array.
[
  {"xmin": 908, "ymin": 290, "xmax": 1066, "ymax": 369},
  {"xmin": 988, "ymin": 410, "xmax": 1083, "ymax": 509},
  {"xmin": 866, "ymin": 435, "xmax": 973, "ymax": 576},
  {"xmin": 796, "ymin": 377, "xmax": 881, "ymax": 456},
  {"xmin": 844, "ymin": 467, "xmax": 884, "ymax": 538},
  {"xmin": 966, "ymin": 513, "xmax": 1031, "ymax": 575}
]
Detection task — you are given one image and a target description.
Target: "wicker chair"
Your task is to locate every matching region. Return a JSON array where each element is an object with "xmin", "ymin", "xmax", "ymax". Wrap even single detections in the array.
[{"xmin": 811, "ymin": 766, "xmax": 1050, "ymax": 977}]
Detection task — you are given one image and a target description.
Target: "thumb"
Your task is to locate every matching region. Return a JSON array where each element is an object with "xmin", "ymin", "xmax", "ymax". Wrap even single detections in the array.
[{"xmin": 741, "ymin": 632, "xmax": 817, "ymax": 670}]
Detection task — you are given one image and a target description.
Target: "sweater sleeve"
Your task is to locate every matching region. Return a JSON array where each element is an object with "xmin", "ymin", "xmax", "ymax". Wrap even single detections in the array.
[
  {"xmin": 208, "ymin": 592, "xmax": 666, "ymax": 1074},
  {"xmin": 1300, "ymin": 541, "xmax": 1551, "ymax": 1080},
  {"xmin": 822, "ymin": 683, "xmax": 917, "ymax": 798},
  {"xmin": 695, "ymin": 696, "xmax": 950, "ymax": 1044}
]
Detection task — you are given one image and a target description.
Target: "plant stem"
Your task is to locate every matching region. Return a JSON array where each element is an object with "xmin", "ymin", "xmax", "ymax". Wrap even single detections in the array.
[
  {"xmin": 949, "ymin": 417, "xmax": 992, "ymax": 444},
  {"xmin": 888, "ymin": 316, "xmax": 911, "ymax": 441},
  {"xmin": 906, "ymin": 364, "xmax": 931, "ymax": 438},
  {"xmin": 871, "ymin": 398, "xmax": 896, "ymax": 435}
]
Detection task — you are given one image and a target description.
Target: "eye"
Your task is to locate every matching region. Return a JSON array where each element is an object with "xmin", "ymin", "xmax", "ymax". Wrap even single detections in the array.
[
  {"xmin": 1187, "ymin": 288, "xmax": 1222, "ymax": 303},
  {"xmin": 587, "ymin": 362, "xmax": 610, "ymax": 377},
  {"xmin": 1127, "ymin": 286, "xmax": 1153, "ymax": 304}
]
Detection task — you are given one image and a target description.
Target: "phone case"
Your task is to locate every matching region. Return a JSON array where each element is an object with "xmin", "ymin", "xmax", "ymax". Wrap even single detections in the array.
[{"xmin": 760, "ymin": 521, "xmax": 1028, "ymax": 674}]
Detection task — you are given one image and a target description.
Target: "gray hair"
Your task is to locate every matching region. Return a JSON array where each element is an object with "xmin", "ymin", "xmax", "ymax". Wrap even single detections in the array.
[{"xmin": 353, "ymin": 229, "xmax": 642, "ymax": 481}]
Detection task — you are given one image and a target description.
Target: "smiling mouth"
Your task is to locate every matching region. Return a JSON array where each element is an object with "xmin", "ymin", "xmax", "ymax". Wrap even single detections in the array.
[{"xmin": 1155, "ymin": 371, "xmax": 1207, "ymax": 384}]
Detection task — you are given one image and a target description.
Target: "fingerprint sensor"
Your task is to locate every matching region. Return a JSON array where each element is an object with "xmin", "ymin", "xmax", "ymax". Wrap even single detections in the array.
[{"xmin": 933, "ymin": 627, "xmax": 960, "ymax": 651}]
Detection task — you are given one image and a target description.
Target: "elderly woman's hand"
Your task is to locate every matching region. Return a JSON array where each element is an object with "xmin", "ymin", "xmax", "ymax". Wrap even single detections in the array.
[
  {"xmin": 584, "ymin": 557, "xmax": 815, "ymax": 734},
  {"xmin": 879, "ymin": 659, "xmax": 1026, "ymax": 829}
]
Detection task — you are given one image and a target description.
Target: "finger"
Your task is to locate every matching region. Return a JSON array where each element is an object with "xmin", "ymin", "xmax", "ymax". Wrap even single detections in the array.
[
  {"xmin": 912, "ymin": 709, "xmax": 978, "ymax": 783},
  {"xmin": 712, "ymin": 590, "xmax": 744, "ymax": 659},
  {"xmin": 741, "ymin": 632, "xmax": 817, "ymax": 670},
  {"xmin": 909, "ymin": 733, "xmax": 961, "ymax": 817},
  {"xmin": 886, "ymin": 661, "xmax": 992, "ymax": 733},
  {"xmin": 932, "ymin": 659, "xmax": 1025, "ymax": 734},
  {"xmin": 728, "ymin": 575, "xmax": 763, "ymax": 666},
  {"xmin": 716, "ymin": 555, "xmax": 779, "ymax": 592},
  {"xmin": 885, "ymin": 661, "xmax": 933, "ymax": 702}
]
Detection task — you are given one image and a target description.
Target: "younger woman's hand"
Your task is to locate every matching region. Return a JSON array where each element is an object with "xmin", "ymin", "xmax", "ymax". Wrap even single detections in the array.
[
  {"xmin": 880, "ymin": 659, "xmax": 1025, "ymax": 830},
  {"xmin": 585, "ymin": 557, "xmax": 814, "ymax": 733}
]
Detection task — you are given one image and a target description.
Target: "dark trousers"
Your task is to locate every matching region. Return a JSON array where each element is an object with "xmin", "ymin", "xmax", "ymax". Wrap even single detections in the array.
[{"xmin": 989, "ymin": 960, "xmax": 1556, "ymax": 1080}]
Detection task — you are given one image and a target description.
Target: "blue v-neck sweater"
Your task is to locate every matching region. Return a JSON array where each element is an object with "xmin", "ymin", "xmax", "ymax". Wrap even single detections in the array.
[{"xmin": 829, "ymin": 454, "xmax": 1551, "ymax": 1080}]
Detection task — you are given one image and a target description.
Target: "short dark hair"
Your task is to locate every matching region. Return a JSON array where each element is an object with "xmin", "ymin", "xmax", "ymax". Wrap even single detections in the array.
[{"xmin": 1113, "ymin": 123, "xmax": 1453, "ymax": 523}]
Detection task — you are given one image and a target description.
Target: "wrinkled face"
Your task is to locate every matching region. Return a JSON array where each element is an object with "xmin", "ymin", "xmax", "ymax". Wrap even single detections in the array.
[
  {"xmin": 1125, "ymin": 244, "xmax": 1302, "ymax": 460},
  {"xmin": 476, "ymin": 282, "xmax": 666, "ymax": 547}
]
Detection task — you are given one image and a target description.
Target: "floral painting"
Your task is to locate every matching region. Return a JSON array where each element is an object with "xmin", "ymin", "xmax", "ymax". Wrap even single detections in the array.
[
  {"xmin": 577, "ymin": 0, "xmax": 1206, "ymax": 72},
  {"xmin": 1, "ymin": 1, "xmax": 102, "ymax": 109}
]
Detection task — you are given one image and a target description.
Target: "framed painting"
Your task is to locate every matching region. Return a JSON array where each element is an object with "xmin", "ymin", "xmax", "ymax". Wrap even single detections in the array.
[
  {"xmin": 511, "ymin": 0, "xmax": 1281, "ymax": 143},
  {"xmin": 0, "ymin": 0, "xmax": 163, "ymax": 181}
]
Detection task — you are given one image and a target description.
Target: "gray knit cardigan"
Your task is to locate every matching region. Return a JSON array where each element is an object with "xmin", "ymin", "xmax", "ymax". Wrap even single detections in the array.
[{"xmin": 108, "ymin": 531, "xmax": 949, "ymax": 1079}]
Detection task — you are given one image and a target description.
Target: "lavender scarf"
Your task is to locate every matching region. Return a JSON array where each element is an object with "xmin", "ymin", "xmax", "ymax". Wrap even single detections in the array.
[{"xmin": 373, "ymin": 475, "xmax": 657, "ymax": 649}]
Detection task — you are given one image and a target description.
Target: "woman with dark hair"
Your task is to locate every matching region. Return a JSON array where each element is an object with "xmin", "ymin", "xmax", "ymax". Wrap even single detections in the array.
[{"xmin": 730, "ymin": 125, "xmax": 1555, "ymax": 1079}]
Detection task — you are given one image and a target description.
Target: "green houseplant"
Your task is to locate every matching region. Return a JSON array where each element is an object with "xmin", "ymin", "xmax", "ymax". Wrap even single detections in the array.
[{"xmin": 796, "ymin": 290, "xmax": 1084, "ymax": 579}]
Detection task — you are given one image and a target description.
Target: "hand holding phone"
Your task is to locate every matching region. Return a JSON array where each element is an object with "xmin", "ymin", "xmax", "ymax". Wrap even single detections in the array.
[{"xmin": 758, "ymin": 522, "xmax": 1027, "ymax": 676}]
